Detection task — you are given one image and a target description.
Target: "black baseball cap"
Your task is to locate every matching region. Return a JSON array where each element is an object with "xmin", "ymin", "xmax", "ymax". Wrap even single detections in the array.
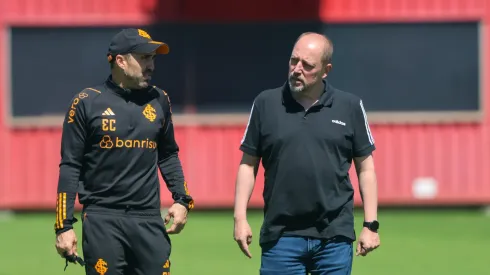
[{"xmin": 107, "ymin": 28, "xmax": 169, "ymax": 62}]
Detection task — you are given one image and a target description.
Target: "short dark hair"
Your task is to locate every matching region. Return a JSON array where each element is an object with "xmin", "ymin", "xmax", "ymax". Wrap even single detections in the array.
[{"xmin": 108, "ymin": 53, "xmax": 130, "ymax": 70}]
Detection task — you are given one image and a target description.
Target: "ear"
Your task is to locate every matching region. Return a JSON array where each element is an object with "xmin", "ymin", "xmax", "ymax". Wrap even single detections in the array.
[
  {"xmin": 115, "ymin": 54, "xmax": 127, "ymax": 69},
  {"xmin": 323, "ymin": 63, "xmax": 332, "ymax": 79}
]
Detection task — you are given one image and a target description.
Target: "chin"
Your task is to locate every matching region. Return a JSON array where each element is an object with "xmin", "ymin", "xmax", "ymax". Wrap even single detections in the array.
[
  {"xmin": 289, "ymin": 84, "xmax": 304, "ymax": 93},
  {"xmin": 138, "ymin": 82, "xmax": 149, "ymax": 89}
]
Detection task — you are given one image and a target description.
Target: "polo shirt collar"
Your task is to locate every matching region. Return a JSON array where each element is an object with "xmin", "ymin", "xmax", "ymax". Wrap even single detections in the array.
[{"xmin": 282, "ymin": 79, "xmax": 334, "ymax": 107}]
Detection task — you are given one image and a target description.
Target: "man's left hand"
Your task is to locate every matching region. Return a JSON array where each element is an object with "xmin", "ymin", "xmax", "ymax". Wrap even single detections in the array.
[
  {"xmin": 164, "ymin": 203, "xmax": 188, "ymax": 234},
  {"xmin": 356, "ymin": 227, "xmax": 380, "ymax": 256}
]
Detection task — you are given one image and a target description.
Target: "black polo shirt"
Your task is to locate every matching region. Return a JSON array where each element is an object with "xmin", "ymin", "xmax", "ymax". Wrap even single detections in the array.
[{"xmin": 240, "ymin": 80, "xmax": 376, "ymax": 246}]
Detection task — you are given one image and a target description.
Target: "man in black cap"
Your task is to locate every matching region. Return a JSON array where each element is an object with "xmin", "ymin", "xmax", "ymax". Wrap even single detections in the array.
[{"xmin": 54, "ymin": 28, "xmax": 194, "ymax": 275}]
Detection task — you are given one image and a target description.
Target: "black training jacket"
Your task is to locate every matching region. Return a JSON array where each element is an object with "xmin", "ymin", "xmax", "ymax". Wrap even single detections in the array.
[{"xmin": 54, "ymin": 76, "xmax": 194, "ymax": 234}]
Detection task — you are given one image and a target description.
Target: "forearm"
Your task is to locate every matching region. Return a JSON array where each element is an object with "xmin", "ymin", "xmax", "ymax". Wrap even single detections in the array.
[
  {"xmin": 158, "ymin": 153, "xmax": 194, "ymax": 210},
  {"xmin": 234, "ymin": 164, "xmax": 257, "ymax": 221},
  {"xmin": 55, "ymin": 164, "xmax": 80, "ymax": 234},
  {"xmin": 358, "ymin": 169, "xmax": 378, "ymax": 221}
]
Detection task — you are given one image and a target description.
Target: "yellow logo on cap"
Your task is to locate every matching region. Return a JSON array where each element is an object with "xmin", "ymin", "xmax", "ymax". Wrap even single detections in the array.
[{"xmin": 138, "ymin": 29, "xmax": 152, "ymax": 39}]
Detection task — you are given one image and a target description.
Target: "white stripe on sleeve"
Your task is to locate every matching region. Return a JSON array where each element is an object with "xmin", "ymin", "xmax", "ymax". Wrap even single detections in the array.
[
  {"xmin": 240, "ymin": 101, "xmax": 255, "ymax": 145},
  {"xmin": 359, "ymin": 100, "xmax": 374, "ymax": 145}
]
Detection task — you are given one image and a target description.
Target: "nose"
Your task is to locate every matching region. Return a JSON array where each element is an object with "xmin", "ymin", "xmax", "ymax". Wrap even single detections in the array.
[
  {"xmin": 293, "ymin": 63, "xmax": 303, "ymax": 74},
  {"xmin": 147, "ymin": 60, "xmax": 155, "ymax": 71},
  {"xmin": 292, "ymin": 66, "xmax": 302, "ymax": 76}
]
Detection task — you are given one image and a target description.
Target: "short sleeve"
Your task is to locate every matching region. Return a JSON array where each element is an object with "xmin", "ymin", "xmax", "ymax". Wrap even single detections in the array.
[
  {"xmin": 352, "ymin": 99, "xmax": 376, "ymax": 157},
  {"xmin": 239, "ymin": 99, "xmax": 261, "ymax": 157}
]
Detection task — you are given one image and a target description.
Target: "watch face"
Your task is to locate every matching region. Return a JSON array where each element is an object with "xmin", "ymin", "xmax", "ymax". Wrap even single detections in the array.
[{"xmin": 370, "ymin": 221, "xmax": 379, "ymax": 231}]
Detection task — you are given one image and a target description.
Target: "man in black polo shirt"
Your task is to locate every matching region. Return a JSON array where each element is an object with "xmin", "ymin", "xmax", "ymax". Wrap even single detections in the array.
[
  {"xmin": 54, "ymin": 28, "xmax": 194, "ymax": 275},
  {"xmin": 233, "ymin": 32, "xmax": 380, "ymax": 274}
]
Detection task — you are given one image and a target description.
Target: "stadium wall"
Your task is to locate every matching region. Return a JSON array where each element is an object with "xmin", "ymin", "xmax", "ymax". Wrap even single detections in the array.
[{"xmin": 0, "ymin": 0, "xmax": 489, "ymax": 210}]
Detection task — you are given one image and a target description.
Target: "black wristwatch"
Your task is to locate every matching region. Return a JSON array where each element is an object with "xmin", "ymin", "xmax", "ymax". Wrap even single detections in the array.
[{"xmin": 363, "ymin": 220, "xmax": 379, "ymax": 232}]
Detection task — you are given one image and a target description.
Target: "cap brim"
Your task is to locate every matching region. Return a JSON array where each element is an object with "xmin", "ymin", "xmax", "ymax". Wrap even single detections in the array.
[{"xmin": 133, "ymin": 41, "xmax": 170, "ymax": 55}]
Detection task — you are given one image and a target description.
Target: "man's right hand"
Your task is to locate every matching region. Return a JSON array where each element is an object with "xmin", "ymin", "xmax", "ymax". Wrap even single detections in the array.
[
  {"xmin": 55, "ymin": 229, "xmax": 78, "ymax": 258},
  {"xmin": 234, "ymin": 219, "xmax": 253, "ymax": 258}
]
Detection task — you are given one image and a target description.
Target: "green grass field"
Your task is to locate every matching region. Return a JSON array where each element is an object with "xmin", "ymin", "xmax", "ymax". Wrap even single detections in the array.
[{"xmin": 0, "ymin": 208, "xmax": 488, "ymax": 275}]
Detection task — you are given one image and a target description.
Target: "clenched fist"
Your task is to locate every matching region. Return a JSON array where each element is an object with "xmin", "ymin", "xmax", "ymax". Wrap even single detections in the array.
[
  {"xmin": 55, "ymin": 229, "xmax": 78, "ymax": 258},
  {"xmin": 356, "ymin": 227, "xmax": 380, "ymax": 256}
]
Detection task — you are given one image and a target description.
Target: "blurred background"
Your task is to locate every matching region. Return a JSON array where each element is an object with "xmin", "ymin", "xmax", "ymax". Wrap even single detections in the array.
[{"xmin": 0, "ymin": 0, "xmax": 489, "ymax": 274}]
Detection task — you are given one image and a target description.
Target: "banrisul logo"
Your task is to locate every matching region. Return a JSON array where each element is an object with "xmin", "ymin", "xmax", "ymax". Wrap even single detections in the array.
[{"xmin": 99, "ymin": 135, "xmax": 157, "ymax": 149}]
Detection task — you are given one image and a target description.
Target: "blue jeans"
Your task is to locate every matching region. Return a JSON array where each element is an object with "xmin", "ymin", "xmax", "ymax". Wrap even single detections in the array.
[{"xmin": 260, "ymin": 236, "xmax": 353, "ymax": 275}]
